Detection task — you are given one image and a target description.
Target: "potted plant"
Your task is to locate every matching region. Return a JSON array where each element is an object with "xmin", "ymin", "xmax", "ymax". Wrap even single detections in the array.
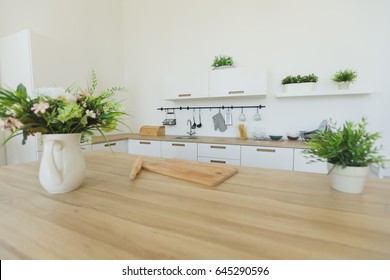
[
  {"xmin": 304, "ymin": 118, "xmax": 385, "ymax": 194},
  {"xmin": 281, "ymin": 73, "xmax": 318, "ymax": 93},
  {"xmin": 332, "ymin": 69, "xmax": 357, "ymax": 90},
  {"xmin": 211, "ymin": 55, "xmax": 234, "ymax": 69},
  {"xmin": 0, "ymin": 70, "xmax": 128, "ymax": 194}
]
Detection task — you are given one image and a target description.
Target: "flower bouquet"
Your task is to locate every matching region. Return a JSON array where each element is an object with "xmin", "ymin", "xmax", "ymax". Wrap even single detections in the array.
[
  {"xmin": 0, "ymin": 69, "xmax": 127, "ymax": 145},
  {"xmin": 0, "ymin": 70, "xmax": 128, "ymax": 194}
]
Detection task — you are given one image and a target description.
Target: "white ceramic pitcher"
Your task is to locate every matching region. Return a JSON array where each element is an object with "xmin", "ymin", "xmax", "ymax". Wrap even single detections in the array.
[{"xmin": 39, "ymin": 133, "xmax": 86, "ymax": 194}]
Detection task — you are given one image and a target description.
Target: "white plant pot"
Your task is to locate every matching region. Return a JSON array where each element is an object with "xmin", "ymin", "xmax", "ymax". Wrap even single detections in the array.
[
  {"xmin": 283, "ymin": 82, "xmax": 316, "ymax": 94},
  {"xmin": 327, "ymin": 163, "xmax": 369, "ymax": 194},
  {"xmin": 337, "ymin": 82, "xmax": 350, "ymax": 90},
  {"xmin": 39, "ymin": 133, "xmax": 86, "ymax": 194}
]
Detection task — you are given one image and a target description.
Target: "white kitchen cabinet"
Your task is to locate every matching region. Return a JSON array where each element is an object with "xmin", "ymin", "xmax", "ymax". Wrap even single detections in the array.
[
  {"xmin": 0, "ymin": 29, "xmax": 87, "ymax": 165},
  {"xmin": 161, "ymin": 141, "xmax": 197, "ymax": 161},
  {"xmin": 128, "ymin": 140, "xmax": 161, "ymax": 157},
  {"xmin": 92, "ymin": 140, "xmax": 127, "ymax": 153},
  {"xmin": 209, "ymin": 67, "xmax": 267, "ymax": 98},
  {"xmin": 197, "ymin": 143, "xmax": 241, "ymax": 166},
  {"xmin": 163, "ymin": 71, "xmax": 209, "ymax": 100},
  {"xmin": 241, "ymin": 146, "xmax": 294, "ymax": 171},
  {"xmin": 293, "ymin": 148, "xmax": 327, "ymax": 174}
]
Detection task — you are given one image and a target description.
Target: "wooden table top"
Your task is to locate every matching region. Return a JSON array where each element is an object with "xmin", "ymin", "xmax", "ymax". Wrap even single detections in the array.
[{"xmin": 1, "ymin": 151, "xmax": 389, "ymax": 259}]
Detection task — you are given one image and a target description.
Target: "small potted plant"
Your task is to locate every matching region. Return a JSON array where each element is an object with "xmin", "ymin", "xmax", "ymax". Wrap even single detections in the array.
[
  {"xmin": 211, "ymin": 55, "xmax": 234, "ymax": 69},
  {"xmin": 332, "ymin": 69, "xmax": 357, "ymax": 90},
  {"xmin": 281, "ymin": 73, "xmax": 318, "ymax": 93},
  {"xmin": 304, "ymin": 118, "xmax": 385, "ymax": 194}
]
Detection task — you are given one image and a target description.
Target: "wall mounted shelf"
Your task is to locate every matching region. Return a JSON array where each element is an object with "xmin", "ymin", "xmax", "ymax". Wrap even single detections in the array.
[{"xmin": 275, "ymin": 89, "xmax": 379, "ymax": 98}]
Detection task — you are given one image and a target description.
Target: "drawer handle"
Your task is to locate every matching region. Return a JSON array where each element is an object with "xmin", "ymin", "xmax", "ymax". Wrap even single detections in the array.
[
  {"xmin": 228, "ymin": 90, "xmax": 245, "ymax": 95},
  {"xmin": 178, "ymin": 93, "xmax": 191, "ymax": 97},
  {"xmin": 172, "ymin": 143, "xmax": 185, "ymax": 147},
  {"xmin": 104, "ymin": 143, "xmax": 117, "ymax": 147},
  {"xmin": 256, "ymin": 148, "xmax": 276, "ymax": 153},
  {"xmin": 210, "ymin": 145, "xmax": 226, "ymax": 149},
  {"xmin": 139, "ymin": 141, "xmax": 151, "ymax": 145},
  {"xmin": 210, "ymin": 160, "xmax": 226, "ymax": 164}
]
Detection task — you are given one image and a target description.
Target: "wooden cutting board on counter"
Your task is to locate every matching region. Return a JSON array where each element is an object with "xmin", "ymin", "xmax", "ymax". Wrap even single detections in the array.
[{"xmin": 142, "ymin": 158, "xmax": 238, "ymax": 187}]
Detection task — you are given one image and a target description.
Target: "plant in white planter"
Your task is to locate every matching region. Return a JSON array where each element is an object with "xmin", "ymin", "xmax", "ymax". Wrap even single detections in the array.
[
  {"xmin": 332, "ymin": 69, "xmax": 357, "ymax": 90},
  {"xmin": 281, "ymin": 73, "xmax": 318, "ymax": 93},
  {"xmin": 211, "ymin": 55, "xmax": 234, "ymax": 69},
  {"xmin": 304, "ymin": 118, "xmax": 385, "ymax": 194}
]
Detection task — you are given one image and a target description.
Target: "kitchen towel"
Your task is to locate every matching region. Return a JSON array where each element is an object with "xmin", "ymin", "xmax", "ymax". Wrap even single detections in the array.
[{"xmin": 212, "ymin": 112, "xmax": 227, "ymax": 132}]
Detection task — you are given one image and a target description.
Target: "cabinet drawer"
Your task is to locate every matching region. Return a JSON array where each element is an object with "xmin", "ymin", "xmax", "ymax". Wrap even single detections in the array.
[
  {"xmin": 161, "ymin": 142, "xmax": 197, "ymax": 161},
  {"xmin": 198, "ymin": 156, "xmax": 240, "ymax": 166},
  {"xmin": 128, "ymin": 140, "xmax": 161, "ymax": 157},
  {"xmin": 92, "ymin": 140, "xmax": 127, "ymax": 153},
  {"xmin": 241, "ymin": 146, "xmax": 294, "ymax": 171},
  {"xmin": 293, "ymin": 148, "xmax": 327, "ymax": 174},
  {"xmin": 198, "ymin": 143, "xmax": 240, "ymax": 159}
]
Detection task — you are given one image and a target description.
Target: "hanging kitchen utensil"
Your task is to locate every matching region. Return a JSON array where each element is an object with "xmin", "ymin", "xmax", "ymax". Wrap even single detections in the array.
[
  {"xmin": 191, "ymin": 109, "xmax": 197, "ymax": 129},
  {"xmin": 197, "ymin": 109, "xmax": 202, "ymax": 128},
  {"xmin": 162, "ymin": 109, "xmax": 176, "ymax": 125},
  {"xmin": 239, "ymin": 107, "xmax": 246, "ymax": 121},
  {"xmin": 225, "ymin": 108, "xmax": 233, "ymax": 126},
  {"xmin": 253, "ymin": 107, "xmax": 261, "ymax": 121}
]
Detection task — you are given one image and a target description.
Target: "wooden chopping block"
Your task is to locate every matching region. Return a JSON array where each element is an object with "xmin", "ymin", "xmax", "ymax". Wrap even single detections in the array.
[
  {"xmin": 129, "ymin": 158, "xmax": 238, "ymax": 187},
  {"xmin": 139, "ymin": 126, "xmax": 165, "ymax": 136}
]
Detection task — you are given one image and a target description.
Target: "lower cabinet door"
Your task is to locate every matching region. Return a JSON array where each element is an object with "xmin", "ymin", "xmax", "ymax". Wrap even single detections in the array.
[
  {"xmin": 92, "ymin": 140, "xmax": 127, "ymax": 153},
  {"xmin": 293, "ymin": 148, "xmax": 327, "ymax": 174},
  {"xmin": 128, "ymin": 140, "xmax": 161, "ymax": 157},
  {"xmin": 161, "ymin": 142, "xmax": 197, "ymax": 161},
  {"xmin": 241, "ymin": 146, "xmax": 294, "ymax": 171}
]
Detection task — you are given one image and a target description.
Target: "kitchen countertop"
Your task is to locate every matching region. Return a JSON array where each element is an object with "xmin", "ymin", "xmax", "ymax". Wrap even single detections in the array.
[
  {"xmin": 93, "ymin": 133, "xmax": 309, "ymax": 149},
  {"xmin": 1, "ymin": 151, "xmax": 389, "ymax": 259}
]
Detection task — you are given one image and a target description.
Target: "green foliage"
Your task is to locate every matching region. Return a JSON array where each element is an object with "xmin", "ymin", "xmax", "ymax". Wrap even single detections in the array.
[
  {"xmin": 332, "ymin": 69, "xmax": 357, "ymax": 83},
  {"xmin": 0, "ymin": 70, "xmax": 128, "ymax": 145},
  {"xmin": 281, "ymin": 73, "xmax": 318, "ymax": 85},
  {"xmin": 304, "ymin": 118, "xmax": 385, "ymax": 167},
  {"xmin": 211, "ymin": 55, "xmax": 234, "ymax": 68}
]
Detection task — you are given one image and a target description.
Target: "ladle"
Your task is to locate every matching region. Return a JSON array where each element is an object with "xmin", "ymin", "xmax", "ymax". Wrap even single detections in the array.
[
  {"xmin": 197, "ymin": 109, "xmax": 202, "ymax": 128},
  {"xmin": 191, "ymin": 109, "xmax": 197, "ymax": 129}
]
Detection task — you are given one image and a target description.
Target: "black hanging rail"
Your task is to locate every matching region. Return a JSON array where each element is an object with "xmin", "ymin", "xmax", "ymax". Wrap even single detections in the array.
[{"xmin": 157, "ymin": 104, "xmax": 266, "ymax": 111}]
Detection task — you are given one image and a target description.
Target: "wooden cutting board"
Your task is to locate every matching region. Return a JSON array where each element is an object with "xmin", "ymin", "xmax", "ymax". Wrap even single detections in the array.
[{"xmin": 142, "ymin": 158, "xmax": 238, "ymax": 187}]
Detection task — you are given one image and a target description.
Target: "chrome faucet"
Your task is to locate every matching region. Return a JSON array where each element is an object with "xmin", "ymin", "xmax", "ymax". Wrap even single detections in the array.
[{"xmin": 187, "ymin": 119, "xmax": 196, "ymax": 136}]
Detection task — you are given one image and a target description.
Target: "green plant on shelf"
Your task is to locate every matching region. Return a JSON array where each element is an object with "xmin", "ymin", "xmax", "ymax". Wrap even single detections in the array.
[
  {"xmin": 332, "ymin": 69, "xmax": 357, "ymax": 83},
  {"xmin": 211, "ymin": 55, "xmax": 234, "ymax": 68},
  {"xmin": 281, "ymin": 73, "xmax": 318, "ymax": 85}
]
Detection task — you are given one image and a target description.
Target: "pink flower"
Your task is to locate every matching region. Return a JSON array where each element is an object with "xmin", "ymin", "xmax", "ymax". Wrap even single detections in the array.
[
  {"xmin": 9, "ymin": 117, "xmax": 23, "ymax": 129},
  {"xmin": 80, "ymin": 88, "xmax": 91, "ymax": 97},
  {"xmin": 0, "ymin": 117, "xmax": 23, "ymax": 132},
  {"xmin": 31, "ymin": 102, "xmax": 50, "ymax": 114}
]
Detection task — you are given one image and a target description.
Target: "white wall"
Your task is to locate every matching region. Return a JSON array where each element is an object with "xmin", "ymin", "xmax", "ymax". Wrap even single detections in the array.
[
  {"xmin": 0, "ymin": 0, "xmax": 127, "ymax": 109},
  {"xmin": 123, "ymin": 0, "xmax": 390, "ymax": 158}
]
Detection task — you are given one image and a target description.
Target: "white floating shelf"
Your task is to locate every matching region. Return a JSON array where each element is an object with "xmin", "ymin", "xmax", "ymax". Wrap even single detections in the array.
[{"xmin": 276, "ymin": 89, "xmax": 380, "ymax": 98}]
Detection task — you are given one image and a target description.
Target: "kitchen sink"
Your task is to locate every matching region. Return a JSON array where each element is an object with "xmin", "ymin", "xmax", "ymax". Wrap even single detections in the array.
[{"xmin": 175, "ymin": 136, "xmax": 199, "ymax": 139}]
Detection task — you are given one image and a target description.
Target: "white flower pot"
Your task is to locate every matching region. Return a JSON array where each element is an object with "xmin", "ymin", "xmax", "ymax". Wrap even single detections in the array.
[
  {"xmin": 283, "ymin": 82, "xmax": 316, "ymax": 93},
  {"xmin": 39, "ymin": 133, "xmax": 86, "ymax": 194},
  {"xmin": 337, "ymin": 82, "xmax": 350, "ymax": 90},
  {"xmin": 327, "ymin": 163, "xmax": 369, "ymax": 194}
]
